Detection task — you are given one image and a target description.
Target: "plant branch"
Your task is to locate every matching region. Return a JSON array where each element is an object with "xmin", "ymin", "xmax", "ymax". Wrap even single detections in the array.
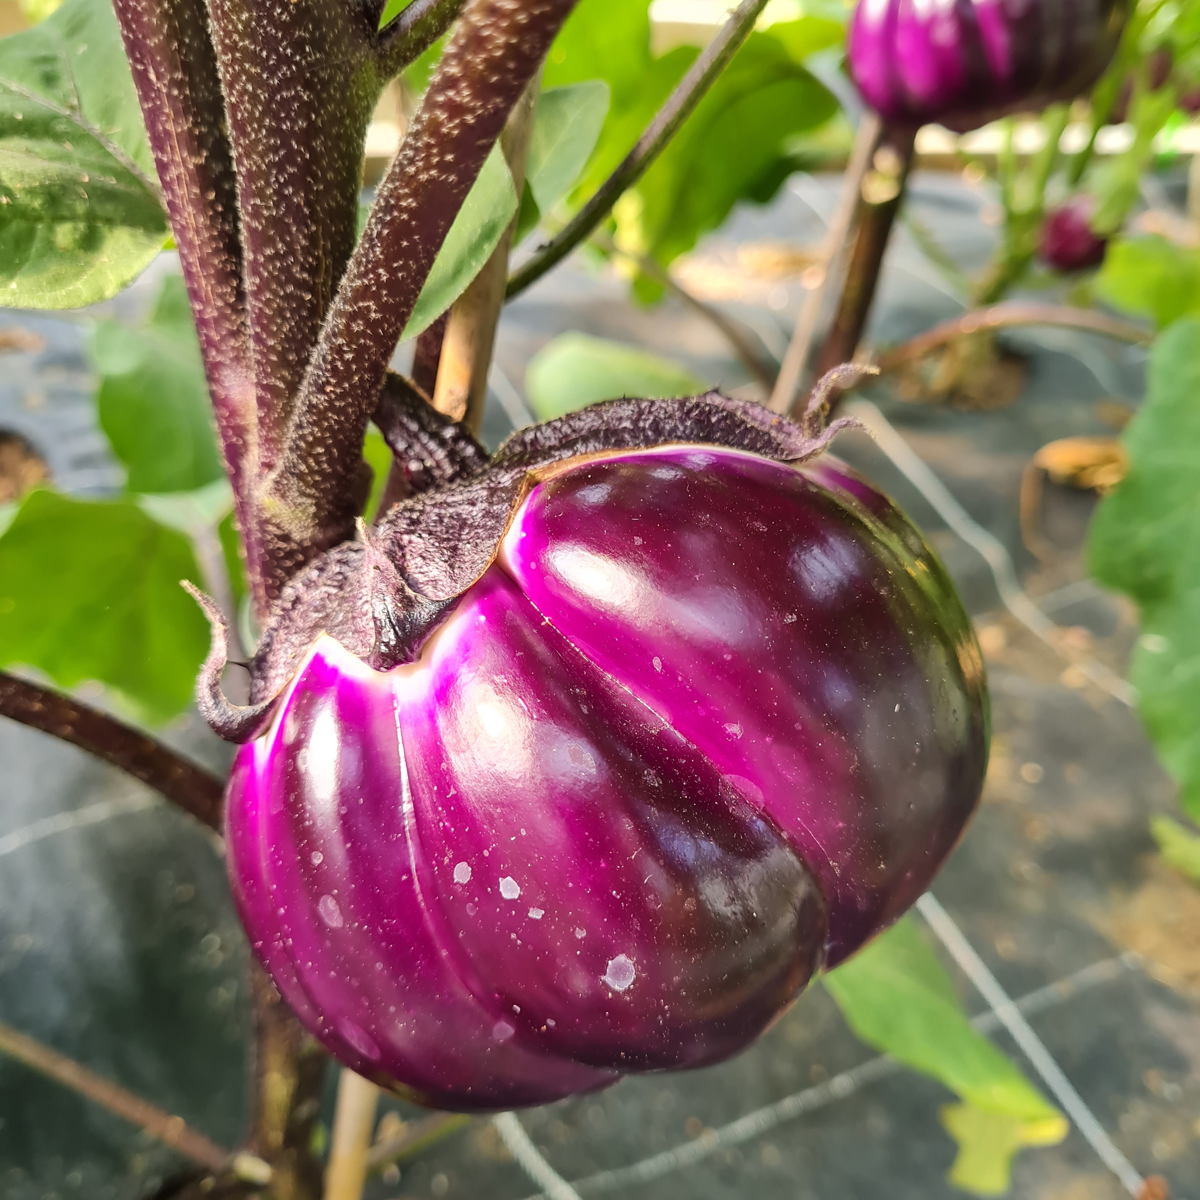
[
  {"xmin": 874, "ymin": 303, "xmax": 1153, "ymax": 372},
  {"xmin": 111, "ymin": 0, "xmax": 256, "ymax": 545},
  {"xmin": 768, "ymin": 112, "xmax": 881, "ymax": 413},
  {"xmin": 247, "ymin": 966, "xmax": 326, "ymax": 1200},
  {"xmin": 809, "ymin": 123, "xmax": 916, "ymax": 396},
  {"xmin": 505, "ymin": 0, "xmax": 771, "ymax": 299},
  {"xmin": 432, "ymin": 75, "xmax": 541, "ymax": 432},
  {"xmin": 366, "ymin": 1113, "xmax": 471, "ymax": 1172},
  {"xmin": 0, "ymin": 1018, "xmax": 232, "ymax": 1171},
  {"xmin": 0, "ymin": 671, "xmax": 223, "ymax": 831},
  {"xmin": 204, "ymin": 1, "xmax": 379, "ymax": 489},
  {"xmin": 375, "ymin": 0, "xmax": 467, "ymax": 79},
  {"xmin": 265, "ymin": 0, "xmax": 578, "ymax": 586}
]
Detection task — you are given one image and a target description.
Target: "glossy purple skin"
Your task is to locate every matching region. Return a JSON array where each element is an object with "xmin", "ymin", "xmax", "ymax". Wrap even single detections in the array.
[
  {"xmin": 848, "ymin": 0, "xmax": 1127, "ymax": 133},
  {"xmin": 1038, "ymin": 198, "xmax": 1107, "ymax": 271},
  {"xmin": 227, "ymin": 446, "xmax": 988, "ymax": 1110}
]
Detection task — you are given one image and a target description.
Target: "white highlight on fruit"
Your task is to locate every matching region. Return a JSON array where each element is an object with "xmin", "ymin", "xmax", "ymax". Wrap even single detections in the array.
[
  {"xmin": 529, "ymin": 907, "xmax": 544, "ymax": 920},
  {"xmin": 500, "ymin": 876, "xmax": 521, "ymax": 900},
  {"xmin": 453, "ymin": 862, "xmax": 472, "ymax": 884}
]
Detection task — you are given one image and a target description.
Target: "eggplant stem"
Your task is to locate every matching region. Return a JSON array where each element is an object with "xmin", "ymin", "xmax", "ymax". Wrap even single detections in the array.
[{"xmin": 0, "ymin": 670, "xmax": 223, "ymax": 831}]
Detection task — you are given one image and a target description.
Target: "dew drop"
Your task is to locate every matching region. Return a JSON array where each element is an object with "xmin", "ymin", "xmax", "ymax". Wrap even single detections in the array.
[
  {"xmin": 492, "ymin": 1020, "xmax": 515, "ymax": 1042},
  {"xmin": 603, "ymin": 954, "xmax": 636, "ymax": 992},
  {"xmin": 318, "ymin": 895, "xmax": 343, "ymax": 928},
  {"xmin": 546, "ymin": 1018, "xmax": 556, "ymax": 1027},
  {"xmin": 529, "ymin": 907, "xmax": 544, "ymax": 920},
  {"xmin": 652, "ymin": 656, "xmax": 662, "ymax": 673},
  {"xmin": 575, "ymin": 927, "xmax": 586, "ymax": 939},
  {"xmin": 310, "ymin": 851, "xmax": 323, "ymax": 866},
  {"xmin": 453, "ymin": 861, "xmax": 472, "ymax": 884},
  {"xmin": 500, "ymin": 876, "xmax": 521, "ymax": 900}
]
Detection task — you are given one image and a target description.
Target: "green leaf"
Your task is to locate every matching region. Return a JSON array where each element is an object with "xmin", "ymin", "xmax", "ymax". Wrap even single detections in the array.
[
  {"xmin": 526, "ymin": 81, "xmax": 611, "ymax": 215},
  {"xmin": 91, "ymin": 274, "xmax": 223, "ymax": 495},
  {"xmin": 617, "ymin": 27, "xmax": 838, "ymax": 298},
  {"xmin": 1088, "ymin": 317, "xmax": 1200, "ymax": 817},
  {"xmin": 0, "ymin": 489, "xmax": 210, "ymax": 722},
  {"xmin": 824, "ymin": 918, "xmax": 1061, "ymax": 1122},
  {"xmin": 1151, "ymin": 814, "xmax": 1200, "ymax": 884},
  {"xmin": 940, "ymin": 1103, "xmax": 1069, "ymax": 1197},
  {"xmin": 0, "ymin": 0, "xmax": 168, "ymax": 309},
  {"xmin": 1094, "ymin": 236, "xmax": 1200, "ymax": 329},
  {"xmin": 524, "ymin": 332, "xmax": 706, "ymax": 420},
  {"xmin": 400, "ymin": 143, "xmax": 517, "ymax": 341},
  {"xmin": 362, "ymin": 423, "xmax": 393, "ymax": 523}
]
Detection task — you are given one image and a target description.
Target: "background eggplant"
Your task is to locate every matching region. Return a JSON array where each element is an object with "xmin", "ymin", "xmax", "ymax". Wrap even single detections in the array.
[{"xmin": 848, "ymin": 0, "xmax": 1129, "ymax": 132}]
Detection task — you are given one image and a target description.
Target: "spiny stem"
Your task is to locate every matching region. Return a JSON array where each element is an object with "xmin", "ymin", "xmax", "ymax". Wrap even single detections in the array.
[
  {"xmin": 110, "ymin": 0, "xmax": 257, "ymax": 572},
  {"xmin": 204, "ymin": 0, "xmax": 379, "ymax": 488},
  {"xmin": 809, "ymin": 124, "xmax": 916, "ymax": 395},
  {"xmin": 0, "ymin": 1018, "xmax": 233, "ymax": 1171},
  {"xmin": 0, "ymin": 671, "xmax": 223, "ymax": 831},
  {"xmin": 874, "ymin": 303, "xmax": 1152, "ymax": 372},
  {"xmin": 506, "ymin": 0, "xmax": 770, "ymax": 300},
  {"xmin": 432, "ymin": 75, "xmax": 541, "ymax": 432},
  {"xmin": 265, "ymin": 0, "xmax": 578, "ymax": 590}
]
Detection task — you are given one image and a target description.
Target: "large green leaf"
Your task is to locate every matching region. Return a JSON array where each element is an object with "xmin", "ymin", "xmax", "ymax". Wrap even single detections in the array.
[
  {"xmin": 91, "ymin": 274, "xmax": 223, "ymax": 495},
  {"xmin": 0, "ymin": 0, "xmax": 168, "ymax": 308},
  {"xmin": 400, "ymin": 143, "xmax": 517, "ymax": 341},
  {"xmin": 1088, "ymin": 317, "xmax": 1200, "ymax": 817},
  {"xmin": 1094, "ymin": 236, "xmax": 1200, "ymax": 329},
  {"xmin": 524, "ymin": 332, "xmax": 706, "ymax": 420},
  {"xmin": 0, "ymin": 489, "xmax": 210, "ymax": 722},
  {"xmin": 618, "ymin": 24, "xmax": 839, "ymax": 300},
  {"xmin": 824, "ymin": 918, "xmax": 1062, "ymax": 1122},
  {"xmin": 526, "ymin": 81, "xmax": 611, "ymax": 215}
]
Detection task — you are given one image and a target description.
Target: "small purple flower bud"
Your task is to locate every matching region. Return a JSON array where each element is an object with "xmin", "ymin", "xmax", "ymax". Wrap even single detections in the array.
[
  {"xmin": 224, "ymin": 443, "xmax": 988, "ymax": 1111},
  {"xmin": 1039, "ymin": 197, "xmax": 1108, "ymax": 272},
  {"xmin": 848, "ymin": 0, "xmax": 1129, "ymax": 133}
]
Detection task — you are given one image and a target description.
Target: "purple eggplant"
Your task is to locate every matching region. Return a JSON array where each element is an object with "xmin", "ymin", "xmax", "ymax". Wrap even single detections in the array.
[
  {"xmin": 1039, "ymin": 196, "xmax": 1107, "ymax": 271},
  {"xmin": 849, "ymin": 0, "xmax": 1129, "ymax": 132},
  {"xmin": 207, "ymin": 386, "xmax": 988, "ymax": 1111}
]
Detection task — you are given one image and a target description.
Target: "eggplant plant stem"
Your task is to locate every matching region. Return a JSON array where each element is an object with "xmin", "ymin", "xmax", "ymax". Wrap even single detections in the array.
[
  {"xmin": 248, "ymin": 966, "xmax": 326, "ymax": 1200},
  {"xmin": 433, "ymin": 75, "xmax": 542, "ymax": 434},
  {"xmin": 808, "ymin": 123, "xmax": 917, "ymax": 398},
  {"xmin": 375, "ymin": 0, "xmax": 467, "ymax": 78},
  {"xmin": 0, "ymin": 671, "xmax": 224, "ymax": 831},
  {"xmin": 269, "ymin": 0, "xmax": 578, "ymax": 584},
  {"xmin": 322, "ymin": 1071, "xmax": 380, "ymax": 1200},
  {"xmin": 875, "ymin": 303, "xmax": 1152, "ymax": 372},
  {"xmin": 0, "ymin": 1018, "xmax": 232, "ymax": 1171},
  {"xmin": 768, "ymin": 112, "xmax": 881, "ymax": 414},
  {"xmin": 109, "ymin": 0, "xmax": 258, "ymax": 574},
  {"xmin": 505, "ymin": 0, "xmax": 772, "ymax": 300}
]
